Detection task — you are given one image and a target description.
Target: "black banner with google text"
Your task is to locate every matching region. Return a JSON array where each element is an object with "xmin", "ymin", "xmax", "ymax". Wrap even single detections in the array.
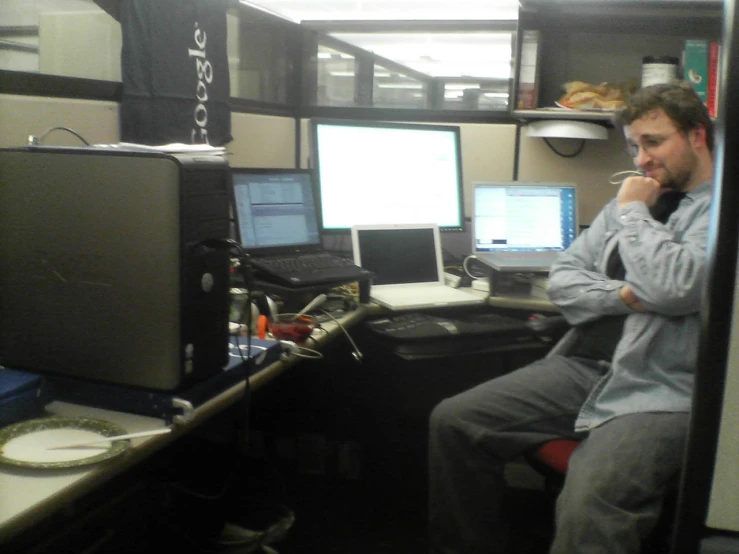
[{"xmin": 119, "ymin": 0, "xmax": 232, "ymax": 146}]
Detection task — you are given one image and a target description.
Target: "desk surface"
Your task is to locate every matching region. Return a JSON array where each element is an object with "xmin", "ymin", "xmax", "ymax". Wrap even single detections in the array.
[
  {"xmin": 0, "ymin": 295, "xmax": 553, "ymax": 544},
  {"xmin": 364, "ymin": 287, "xmax": 558, "ymax": 315},
  {"xmin": 487, "ymin": 294, "xmax": 558, "ymax": 313},
  {"xmin": 0, "ymin": 307, "xmax": 368, "ymax": 544}
]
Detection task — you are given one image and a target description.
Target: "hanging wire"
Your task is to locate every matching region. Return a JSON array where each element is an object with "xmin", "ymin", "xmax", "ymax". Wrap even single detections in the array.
[{"xmin": 543, "ymin": 137, "xmax": 586, "ymax": 158}]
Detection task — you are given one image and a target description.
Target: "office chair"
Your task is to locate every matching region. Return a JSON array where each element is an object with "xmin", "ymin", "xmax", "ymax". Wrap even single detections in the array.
[{"xmin": 523, "ymin": 316, "xmax": 676, "ymax": 554}]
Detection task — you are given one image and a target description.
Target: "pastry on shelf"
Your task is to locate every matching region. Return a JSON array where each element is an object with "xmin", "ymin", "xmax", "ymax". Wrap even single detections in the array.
[{"xmin": 557, "ymin": 80, "xmax": 635, "ymax": 110}]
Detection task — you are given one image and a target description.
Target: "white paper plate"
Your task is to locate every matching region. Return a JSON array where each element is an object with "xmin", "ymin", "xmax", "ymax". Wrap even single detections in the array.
[{"xmin": 0, "ymin": 416, "xmax": 131, "ymax": 469}]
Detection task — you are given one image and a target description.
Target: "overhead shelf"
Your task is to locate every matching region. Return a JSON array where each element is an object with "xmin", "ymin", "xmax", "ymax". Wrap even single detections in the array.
[
  {"xmin": 513, "ymin": 109, "xmax": 616, "ymax": 124},
  {"xmin": 511, "ymin": 1, "xmax": 722, "ymax": 129}
]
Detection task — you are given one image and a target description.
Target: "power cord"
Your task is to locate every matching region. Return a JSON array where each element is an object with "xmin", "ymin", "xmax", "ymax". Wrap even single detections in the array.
[
  {"xmin": 279, "ymin": 340, "xmax": 323, "ymax": 360},
  {"xmin": 319, "ymin": 309, "xmax": 363, "ymax": 363},
  {"xmin": 27, "ymin": 126, "xmax": 91, "ymax": 146},
  {"xmin": 543, "ymin": 137, "xmax": 586, "ymax": 158}
]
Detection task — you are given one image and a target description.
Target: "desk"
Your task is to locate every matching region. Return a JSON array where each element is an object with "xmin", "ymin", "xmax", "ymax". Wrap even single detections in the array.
[
  {"xmin": 487, "ymin": 294, "xmax": 559, "ymax": 314},
  {"xmin": 0, "ymin": 295, "xmax": 553, "ymax": 550},
  {"xmin": 0, "ymin": 307, "xmax": 368, "ymax": 548}
]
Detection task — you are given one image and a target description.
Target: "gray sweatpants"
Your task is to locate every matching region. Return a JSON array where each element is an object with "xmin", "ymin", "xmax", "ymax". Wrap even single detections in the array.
[{"xmin": 428, "ymin": 354, "xmax": 688, "ymax": 554}]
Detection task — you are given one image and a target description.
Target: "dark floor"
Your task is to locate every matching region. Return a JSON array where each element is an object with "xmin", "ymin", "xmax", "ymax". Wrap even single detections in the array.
[
  {"xmin": 148, "ymin": 437, "xmax": 556, "ymax": 554},
  {"xmin": 2, "ymin": 430, "xmax": 555, "ymax": 554}
]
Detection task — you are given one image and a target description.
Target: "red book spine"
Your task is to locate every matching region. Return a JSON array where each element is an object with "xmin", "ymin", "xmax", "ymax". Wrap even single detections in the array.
[{"xmin": 707, "ymin": 41, "xmax": 720, "ymax": 118}]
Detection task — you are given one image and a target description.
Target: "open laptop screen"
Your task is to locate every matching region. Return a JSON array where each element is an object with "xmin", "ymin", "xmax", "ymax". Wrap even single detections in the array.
[
  {"xmin": 352, "ymin": 224, "xmax": 442, "ymax": 286},
  {"xmin": 473, "ymin": 182, "xmax": 578, "ymax": 253},
  {"xmin": 231, "ymin": 168, "xmax": 321, "ymax": 253}
]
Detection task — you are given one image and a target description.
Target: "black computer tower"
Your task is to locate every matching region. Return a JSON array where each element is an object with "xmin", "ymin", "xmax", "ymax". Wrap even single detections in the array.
[{"xmin": 0, "ymin": 147, "xmax": 231, "ymax": 391}]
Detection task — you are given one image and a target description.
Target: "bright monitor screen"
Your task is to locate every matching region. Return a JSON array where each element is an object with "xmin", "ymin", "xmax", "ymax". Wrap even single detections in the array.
[
  {"xmin": 310, "ymin": 119, "xmax": 465, "ymax": 232},
  {"xmin": 473, "ymin": 182, "xmax": 578, "ymax": 252}
]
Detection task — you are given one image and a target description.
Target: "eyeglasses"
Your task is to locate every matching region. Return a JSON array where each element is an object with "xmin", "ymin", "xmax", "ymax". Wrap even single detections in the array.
[{"xmin": 625, "ymin": 131, "xmax": 681, "ymax": 158}]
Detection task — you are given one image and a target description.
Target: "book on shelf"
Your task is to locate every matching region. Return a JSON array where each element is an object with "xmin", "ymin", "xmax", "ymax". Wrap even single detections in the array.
[
  {"xmin": 516, "ymin": 30, "xmax": 542, "ymax": 110},
  {"xmin": 683, "ymin": 39, "xmax": 709, "ymax": 104},
  {"xmin": 683, "ymin": 39, "xmax": 721, "ymax": 118},
  {"xmin": 707, "ymin": 41, "xmax": 720, "ymax": 118}
]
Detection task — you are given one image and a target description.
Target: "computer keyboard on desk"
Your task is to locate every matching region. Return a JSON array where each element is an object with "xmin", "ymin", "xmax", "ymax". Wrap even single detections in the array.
[
  {"xmin": 257, "ymin": 252, "xmax": 355, "ymax": 272},
  {"xmin": 251, "ymin": 252, "xmax": 372, "ymax": 287},
  {"xmin": 367, "ymin": 311, "xmax": 530, "ymax": 342}
]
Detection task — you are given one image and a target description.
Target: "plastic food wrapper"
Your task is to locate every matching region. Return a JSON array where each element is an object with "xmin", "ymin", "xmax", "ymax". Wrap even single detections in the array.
[{"xmin": 557, "ymin": 80, "xmax": 636, "ymax": 110}]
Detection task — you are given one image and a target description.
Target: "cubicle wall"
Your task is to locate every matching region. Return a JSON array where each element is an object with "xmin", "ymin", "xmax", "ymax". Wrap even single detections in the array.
[
  {"xmin": 517, "ymin": 126, "xmax": 635, "ymax": 226},
  {"xmin": 229, "ymin": 112, "xmax": 296, "ymax": 168},
  {"xmin": 0, "ymin": 94, "xmax": 120, "ymax": 147},
  {"xmin": 706, "ymin": 256, "xmax": 739, "ymax": 533},
  {"xmin": 1, "ymin": 92, "xmax": 631, "ymax": 234},
  {"xmin": 0, "ymin": 94, "xmax": 296, "ymax": 170}
]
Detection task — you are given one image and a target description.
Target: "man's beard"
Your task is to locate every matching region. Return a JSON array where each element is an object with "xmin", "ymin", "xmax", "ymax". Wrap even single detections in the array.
[{"xmin": 660, "ymin": 151, "xmax": 698, "ymax": 192}]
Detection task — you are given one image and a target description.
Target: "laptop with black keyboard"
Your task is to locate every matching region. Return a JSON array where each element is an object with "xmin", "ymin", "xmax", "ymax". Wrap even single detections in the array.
[{"xmin": 230, "ymin": 168, "xmax": 373, "ymax": 287}]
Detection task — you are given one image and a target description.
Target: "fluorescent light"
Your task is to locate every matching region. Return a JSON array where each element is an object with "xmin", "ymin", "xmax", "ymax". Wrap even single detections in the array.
[
  {"xmin": 445, "ymin": 84, "xmax": 481, "ymax": 91},
  {"xmin": 376, "ymin": 83, "xmax": 424, "ymax": 89},
  {"xmin": 241, "ymin": 0, "xmax": 519, "ymax": 22}
]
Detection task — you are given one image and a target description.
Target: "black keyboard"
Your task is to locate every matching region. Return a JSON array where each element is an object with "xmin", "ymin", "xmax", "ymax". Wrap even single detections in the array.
[
  {"xmin": 367, "ymin": 311, "xmax": 530, "ymax": 341},
  {"xmin": 252, "ymin": 252, "xmax": 373, "ymax": 287}
]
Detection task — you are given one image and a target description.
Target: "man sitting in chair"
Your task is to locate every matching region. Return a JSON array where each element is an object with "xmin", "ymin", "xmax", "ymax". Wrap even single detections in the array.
[{"xmin": 428, "ymin": 81, "xmax": 715, "ymax": 554}]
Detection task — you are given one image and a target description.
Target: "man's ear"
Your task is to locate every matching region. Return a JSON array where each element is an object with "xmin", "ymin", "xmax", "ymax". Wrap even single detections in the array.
[{"xmin": 690, "ymin": 125, "xmax": 708, "ymax": 149}]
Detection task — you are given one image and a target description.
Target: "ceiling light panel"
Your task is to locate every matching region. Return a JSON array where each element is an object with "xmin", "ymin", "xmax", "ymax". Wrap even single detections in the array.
[
  {"xmin": 241, "ymin": 0, "xmax": 520, "ymax": 22},
  {"xmin": 331, "ymin": 32, "xmax": 513, "ymax": 78}
]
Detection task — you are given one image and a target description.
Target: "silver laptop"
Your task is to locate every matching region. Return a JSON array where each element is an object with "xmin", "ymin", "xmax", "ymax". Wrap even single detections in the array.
[
  {"xmin": 351, "ymin": 223, "xmax": 484, "ymax": 311},
  {"xmin": 472, "ymin": 182, "xmax": 578, "ymax": 272}
]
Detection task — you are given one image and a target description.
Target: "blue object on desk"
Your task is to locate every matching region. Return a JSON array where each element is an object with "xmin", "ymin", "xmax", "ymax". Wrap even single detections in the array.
[
  {"xmin": 41, "ymin": 339, "xmax": 282, "ymax": 423},
  {"xmin": 0, "ymin": 368, "xmax": 51, "ymax": 428}
]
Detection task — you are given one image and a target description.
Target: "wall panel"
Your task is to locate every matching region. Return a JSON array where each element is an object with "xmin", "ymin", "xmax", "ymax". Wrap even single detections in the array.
[
  {"xmin": 0, "ymin": 94, "xmax": 119, "ymax": 148},
  {"xmin": 517, "ymin": 127, "xmax": 634, "ymax": 226},
  {"xmin": 229, "ymin": 112, "xmax": 296, "ymax": 168}
]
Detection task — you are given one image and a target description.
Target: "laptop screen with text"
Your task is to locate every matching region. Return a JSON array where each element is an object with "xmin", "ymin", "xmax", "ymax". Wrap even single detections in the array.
[
  {"xmin": 230, "ymin": 168, "xmax": 321, "ymax": 254},
  {"xmin": 473, "ymin": 182, "xmax": 578, "ymax": 254}
]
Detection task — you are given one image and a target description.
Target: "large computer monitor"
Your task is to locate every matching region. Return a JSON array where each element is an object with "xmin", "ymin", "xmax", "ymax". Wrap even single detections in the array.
[{"xmin": 310, "ymin": 118, "xmax": 465, "ymax": 232}]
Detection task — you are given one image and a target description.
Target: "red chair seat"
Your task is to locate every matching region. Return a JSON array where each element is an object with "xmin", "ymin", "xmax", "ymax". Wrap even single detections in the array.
[{"xmin": 532, "ymin": 439, "xmax": 581, "ymax": 474}]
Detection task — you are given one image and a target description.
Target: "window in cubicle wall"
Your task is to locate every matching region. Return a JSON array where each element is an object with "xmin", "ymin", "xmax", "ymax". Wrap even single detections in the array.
[
  {"xmin": 313, "ymin": 37, "xmax": 433, "ymax": 109},
  {"xmin": 1, "ymin": 1, "xmax": 518, "ymax": 118},
  {"xmin": 231, "ymin": 7, "xmax": 299, "ymax": 104},
  {"xmin": 373, "ymin": 66, "xmax": 430, "ymax": 109},
  {"xmin": 0, "ymin": 1, "xmax": 300, "ymax": 108},
  {"xmin": 316, "ymin": 44, "xmax": 356, "ymax": 107},
  {"xmin": 308, "ymin": 28, "xmax": 516, "ymax": 112},
  {"xmin": 442, "ymin": 78, "xmax": 511, "ymax": 111},
  {"xmin": 0, "ymin": 2, "xmax": 122, "ymax": 81}
]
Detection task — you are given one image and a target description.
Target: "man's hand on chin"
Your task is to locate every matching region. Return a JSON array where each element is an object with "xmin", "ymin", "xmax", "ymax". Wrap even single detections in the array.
[{"xmin": 617, "ymin": 175, "xmax": 662, "ymax": 208}]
